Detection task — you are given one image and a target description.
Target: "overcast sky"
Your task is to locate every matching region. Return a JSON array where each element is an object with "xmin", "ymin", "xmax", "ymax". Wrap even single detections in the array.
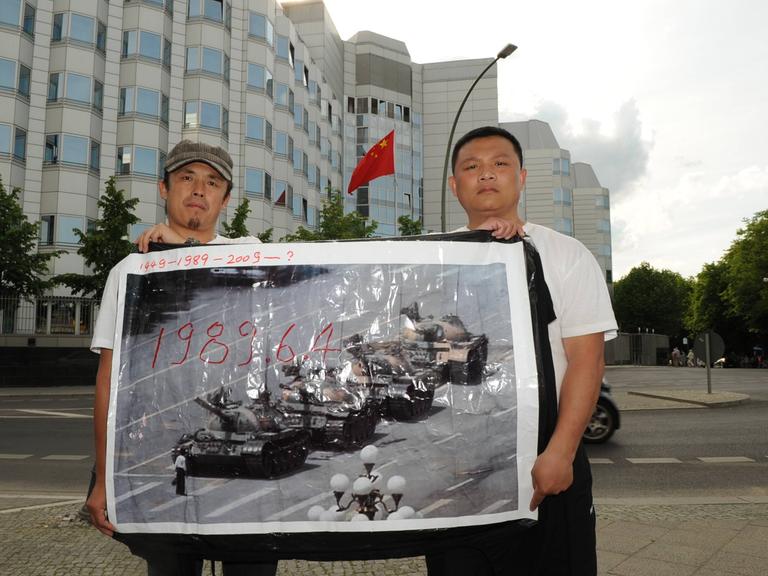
[{"xmin": 321, "ymin": 0, "xmax": 768, "ymax": 279}]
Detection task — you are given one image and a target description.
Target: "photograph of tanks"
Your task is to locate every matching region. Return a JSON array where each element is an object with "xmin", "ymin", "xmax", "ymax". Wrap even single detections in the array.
[{"xmin": 109, "ymin": 253, "xmax": 531, "ymax": 532}]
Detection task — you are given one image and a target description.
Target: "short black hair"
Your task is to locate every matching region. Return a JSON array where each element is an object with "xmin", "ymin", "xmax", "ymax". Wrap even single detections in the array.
[{"xmin": 451, "ymin": 126, "xmax": 524, "ymax": 174}]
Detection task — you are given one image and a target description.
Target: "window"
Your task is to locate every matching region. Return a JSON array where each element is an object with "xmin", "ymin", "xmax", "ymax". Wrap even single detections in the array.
[
  {"xmin": 163, "ymin": 39, "xmax": 172, "ymax": 68},
  {"xmin": 553, "ymin": 158, "xmax": 561, "ymax": 175},
  {"xmin": 62, "ymin": 134, "xmax": 88, "ymax": 165},
  {"xmin": 595, "ymin": 195, "xmax": 610, "ymax": 208},
  {"xmin": 13, "ymin": 127, "xmax": 26, "ymax": 161},
  {"xmin": 561, "ymin": 158, "xmax": 570, "ymax": 176},
  {"xmin": 598, "ymin": 244, "xmax": 612, "ymax": 257},
  {"xmin": 200, "ymin": 101, "xmax": 221, "ymax": 129},
  {"xmin": 188, "ymin": 0, "xmax": 201, "ymax": 17},
  {"xmin": 52, "ymin": 13, "xmax": 65, "ymax": 41},
  {"xmin": 246, "ymin": 115, "xmax": 265, "ymax": 142},
  {"xmin": 23, "ymin": 3, "xmax": 34, "ymax": 36},
  {"xmin": 184, "ymin": 101, "xmax": 198, "ymax": 126},
  {"xmin": 308, "ymin": 164, "xmax": 318, "ymax": 188},
  {"xmin": 134, "ymin": 146, "xmax": 158, "ymax": 176},
  {"xmin": 0, "ymin": 124, "xmax": 11, "ymax": 155},
  {"xmin": 249, "ymin": 12, "xmax": 274, "ymax": 46},
  {"xmin": 371, "ymin": 98, "xmax": 378, "ymax": 115},
  {"xmin": 0, "ymin": 58, "xmax": 15, "ymax": 90},
  {"xmin": 274, "ymin": 83, "xmax": 291, "ymax": 107},
  {"xmin": 116, "ymin": 146, "xmax": 131, "ymax": 174},
  {"xmin": 553, "ymin": 188, "xmax": 572, "ymax": 206},
  {"xmin": 57, "ymin": 216, "xmax": 83, "ymax": 245},
  {"xmin": 264, "ymin": 172, "xmax": 272, "ymax": 200},
  {"xmin": 186, "ymin": 47, "xmax": 199, "ymax": 71},
  {"xmin": 292, "ymin": 147, "xmax": 302, "ymax": 172},
  {"xmin": 161, "ymin": 94, "xmax": 169, "ymax": 123},
  {"xmin": 356, "ymin": 97, "xmax": 368, "ymax": 114},
  {"xmin": 275, "ymin": 132, "xmax": 292, "ymax": 157},
  {"xmin": 274, "ymin": 180, "xmax": 288, "ymax": 206},
  {"xmin": 292, "ymin": 194, "xmax": 302, "ymax": 217},
  {"xmin": 204, "ymin": 0, "xmax": 223, "ymax": 22},
  {"xmin": 555, "ymin": 217, "xmax": 573, "ymax": 235},
  {"xmin": 245, "ymin": 168, "xmax": 264, "ymax": 197},
  {"xmin": 122, "ymin": 31, "xmax": 137, "ymax": 56},
  {"xmin": 347, "ymin": 97, "xmax": 354, "ymax": 114},
  {"xmin": 44, "ymin": 134, "xmax": 58, "ymax": 163},
  {"xmin": 140, "ymin": 31, "xmax": 161, "ymax": 59},
  {"xmin": 96, "ymin": 22, "xmax": 106, "ymax": 51},
  {"xmin": 119, "ymin": 87, "xmax": 134, "ymax": 114},
  {"xmin": 0, "ymin": 0, "xmax": 21, "ymax": 27},
  {"xmin": 66, "ymin": 73, "xmax": 90, "ymax": 103},
  {"xmin": 248, "ymin": 63, "xmax": 270, "ymax": 90},
  {"xmin": 202, "ymin": 47, "xmax": 222, "ymax": 74},
  {"xmin": 93, "ymin": 80, "xmax": 103, "ymax": 111},
  {"xmin": 597, "ymin": 219, "xmax": 611, "ymax": 233},
  {"xmin": 137, "ymin": 88, "xmax": 159, "ymax": 116},
  {"xmin": 404, "ymin": 107, "xmax": 410, "ymax": 123},
  {"xmin": 70, "ymin": 14, "xmax": 94, "ymax": 44},
  {"xmin": 18, "ymin": 64, "xmax": 30, "ymax": 97},
  {"xmin": 276, "ymin": 35, "xmax": 290, "ymax": 61},
  {"xmin": 40, "ymin": 215, "xmax": 54, "ymax": 245}
]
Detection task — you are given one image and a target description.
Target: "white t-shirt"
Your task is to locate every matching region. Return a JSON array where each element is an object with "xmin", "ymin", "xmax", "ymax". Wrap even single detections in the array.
[
  {"xmin": 456, "ymin": 223, "xmax": 617, "ymax": 397},
  {"xmin": 91, "ymin": 235, "xmax": 260, "ymax": 353}
]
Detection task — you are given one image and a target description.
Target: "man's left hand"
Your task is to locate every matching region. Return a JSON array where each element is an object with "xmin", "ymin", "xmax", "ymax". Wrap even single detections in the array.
[{"xmin": 529, "ymin": 447, "xmax": 574, "ymax": 511}]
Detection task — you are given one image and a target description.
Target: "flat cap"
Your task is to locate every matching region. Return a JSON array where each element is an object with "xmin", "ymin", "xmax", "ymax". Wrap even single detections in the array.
[{"xmin": 164, "ymin": 140, "xmax": 233, "ymax": 183}]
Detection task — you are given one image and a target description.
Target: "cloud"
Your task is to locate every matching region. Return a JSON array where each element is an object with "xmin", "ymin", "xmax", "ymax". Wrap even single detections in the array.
[{"xmin": 511, "ymin": 100, "xmax": 653, "ymax": 199}]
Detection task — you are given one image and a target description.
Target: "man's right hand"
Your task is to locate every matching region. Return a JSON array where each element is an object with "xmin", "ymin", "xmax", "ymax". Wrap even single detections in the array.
[
  {"xmin": 135, "ymin": 223, "xmax": 185, "ymax": 253},
  {"xmin": 86, "ymin": 478, "xmax": 116, "ymax": 537}
]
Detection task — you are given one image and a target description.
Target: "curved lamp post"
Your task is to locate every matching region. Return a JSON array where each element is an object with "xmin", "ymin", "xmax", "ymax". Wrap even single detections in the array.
[{"xmin": 440, "ymin": 43, "xmax": 517, "ymax": 232}]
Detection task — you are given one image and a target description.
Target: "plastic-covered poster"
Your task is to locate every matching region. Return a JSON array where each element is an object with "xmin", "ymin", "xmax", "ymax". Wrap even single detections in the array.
[{"xmin": 106, "ymin": 239, "xmax": 539, "ymax": 535}]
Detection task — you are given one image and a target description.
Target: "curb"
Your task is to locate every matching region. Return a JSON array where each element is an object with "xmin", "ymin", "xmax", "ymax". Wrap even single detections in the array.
[{"xmin": 628, "ymin": 390, "xmax": 750, "ymax": 408}]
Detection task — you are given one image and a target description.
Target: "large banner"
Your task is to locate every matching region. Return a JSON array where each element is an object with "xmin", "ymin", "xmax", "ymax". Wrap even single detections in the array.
[{"xmin": 106, "ymin": 239, "xmax": 539, "ymax": 535}]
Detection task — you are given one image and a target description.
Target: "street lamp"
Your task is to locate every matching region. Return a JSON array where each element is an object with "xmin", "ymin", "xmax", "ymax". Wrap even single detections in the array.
[{"xmin": 440, "ymin": 43, "xmax": 517, "ymax": 232}]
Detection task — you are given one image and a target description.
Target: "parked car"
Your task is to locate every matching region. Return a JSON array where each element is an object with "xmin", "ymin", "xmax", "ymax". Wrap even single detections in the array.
[{"xmin": 583, "ymin": 381, "xmax": 620, "ymax": 444}]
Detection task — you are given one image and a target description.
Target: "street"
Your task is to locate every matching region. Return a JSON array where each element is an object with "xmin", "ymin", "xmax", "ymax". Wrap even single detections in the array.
[{"xmin": 2, "ymin": 366, "xmax": 767, "ymax": 510}]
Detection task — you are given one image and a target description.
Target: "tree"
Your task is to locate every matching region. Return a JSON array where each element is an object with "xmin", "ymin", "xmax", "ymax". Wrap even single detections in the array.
[
  {"xmin": 721, "ymin": 210, "xmax": 768, "ymax": 336},
  {"xmin": 257, "ymin": 228, "xmax": 273, "ymax": 243},
  {"xmin": 687, "ymin": 261, "xmax": 751, "ymax": 354},
  {"xmin": 613, "ymin": 262, "xmax": 693, "ymax": 338},
  {"xmin": 397, "ymin": 215, "xmax": 423, "ymax": 236},
  {"xmin": 221, "ymin": 198, "xmax": 251, "ymax": 239},
  {"xmin": 281, "ymin": 189, "xmax": 377, "ymax": 241},
  {"xmin": 54, "ymin": 177, "xmax": 139, "ymax": 300},
  {"xmin": 0, "ymin": 180, "xmax": 62, "ymax": 331}
]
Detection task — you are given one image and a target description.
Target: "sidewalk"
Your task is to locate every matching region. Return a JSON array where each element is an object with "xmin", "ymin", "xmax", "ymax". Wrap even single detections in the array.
[{"xmin": 1, "ymin": 499, "xmax": 767, "ymax": 575}]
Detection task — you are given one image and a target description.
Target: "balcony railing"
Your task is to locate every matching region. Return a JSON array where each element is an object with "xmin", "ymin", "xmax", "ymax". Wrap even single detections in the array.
[{"xmin": 0, "ymin": 295, "xmax": 98, "ymax": 337}]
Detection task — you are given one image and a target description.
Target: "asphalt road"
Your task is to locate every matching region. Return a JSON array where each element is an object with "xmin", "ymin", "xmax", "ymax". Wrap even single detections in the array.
[{"xmin": 2, "ymin": 367, "xmax": 767, "ymax": 511}]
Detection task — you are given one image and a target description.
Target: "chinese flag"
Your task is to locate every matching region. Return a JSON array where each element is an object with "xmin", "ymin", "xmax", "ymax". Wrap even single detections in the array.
[{"xmin": 347, "ymin": 130, "xmax": 395, "ymax": 194}]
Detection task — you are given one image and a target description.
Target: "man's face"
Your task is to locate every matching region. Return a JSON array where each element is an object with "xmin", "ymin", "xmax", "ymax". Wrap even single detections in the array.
[
  {"xmin": 159, "ymin": 162, "xmax": 230, "ymax": 233},
  {"xmin": 449, "ymin": 136, "xmax": 527, "ymax": 226}
]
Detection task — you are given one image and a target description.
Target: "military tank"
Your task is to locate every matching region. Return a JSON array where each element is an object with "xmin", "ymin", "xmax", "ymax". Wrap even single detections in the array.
[
  {"xmin": 171, "ymin": 387, "xmax": 310, "ymax": 479},
  {"xmin": 273, "ymin": 364, "xmax": 379, "ymax": 449},
  {"xmin": 399, "ymin": 302, "xmax": 489, "ymax": 385},
  {"xmin": 342, "ymin": 334, "xmax": 437, "ymax": 421}
]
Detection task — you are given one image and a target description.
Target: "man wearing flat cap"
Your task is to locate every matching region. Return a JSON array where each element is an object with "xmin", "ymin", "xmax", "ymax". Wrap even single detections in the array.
[{"xmin": 87, "ymin": 141, "xmax": 274, "ymax": 575}]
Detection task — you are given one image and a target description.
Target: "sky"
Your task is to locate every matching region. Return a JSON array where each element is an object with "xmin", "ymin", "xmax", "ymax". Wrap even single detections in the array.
[{"xmin": 321, "ymin": 0, "xmax": 768, "ymax": 279}]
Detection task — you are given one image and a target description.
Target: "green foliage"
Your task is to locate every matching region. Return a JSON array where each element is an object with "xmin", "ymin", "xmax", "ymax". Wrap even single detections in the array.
[
  {"xmin": 721, "ymin": 210, "xmax": 768, "ymax": 335},
  {"xmin": 222, "ymin": 198, "xmax": 251, "ymax": 239},
  {"xmin": 613, "ymin": 262, "xmax": 693, "ymax": 338},
  {"xmin": 257, "ymin": 228, "xmax": 273, "ymax": 243},
  {"xmin": 54, "ymin": 176, "xmax": 139, "ymax": 299},
  {"xmin": 397, "ymin": 215, "xmax": 423, "ymax": 236},
  {"xmin": 281, "ymin": 189, "xmax": 377, "ymax": 242},
  {"xmin": 0, "ymin": 180, "xmax": 61, "ymax": 300}
]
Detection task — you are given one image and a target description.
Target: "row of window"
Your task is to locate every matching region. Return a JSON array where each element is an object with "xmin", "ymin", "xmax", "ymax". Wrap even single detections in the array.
[
  {"xmin": 553, "ymin": 188, "xmax": 572, "ymax": 206},
  {"xmin": 553, "ymin": 158, "xmax": 570, "ymax": 176},
  {"xmin": 0, "ymin": 123, "xmax": 26, "ymax": 161},
  {"xmin": 186, "ymin": 46, "xmax": 230, "ymax": 81},
  {"xmin": 122, "ymin": 30, "xmax": 172, "ymax": 67},
  {"xmin": 0, "ymin": 58, "xmax": 30, "ymax": 98},
  {"xmin": 40, "ymin": 214, "xmax": 94, "ymax": 246},
  {"xmin": 48, "ymin": 72, "xmax": 103, "ymax": 111},
  {"xmin": 350, "ymin": 97, "xmax": 411, "ymax": 123},
  {"xmin": 116, "ymin": 146, "xmax": 166, "ymax": 178},
  {"xmin": 188, "ymin": 0, "xmax": 231, "ymax": 29},
  {"xmin": 44, "ymin": 134, "xmax": 100, "ymax": 171},
  {"xmin": 119, "ymin": 87, "xmax": 170, "ymax": 122},
  {"xmin": 52, "ymin": 13, "xmax": 107, "ymax": 51},
  {"xmin": 1, "ymin": 1, "xmax": 35, "ymax": 36}
]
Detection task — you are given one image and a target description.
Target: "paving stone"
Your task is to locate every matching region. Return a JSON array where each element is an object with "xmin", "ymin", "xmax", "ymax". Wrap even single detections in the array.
[
  {"xmin": 610, "ymin": 556, "xmax": 698, "ymax": 576},
  {"xmin": 662, "ymin": 526, "xmax": 739, "ymax": 550},
  {"xmin": 635, "ymin": 541, "xmax": 718, "ymax": 566},
  {"xmin": 596, "ymin": 549, "xmax": 627, "ymax": 573},
  {"xmin": 721, "ymin": 524, "xmax": 768, "ymax": 559},
  {"xmin": 703, "ymin": 550, "xmax": 768, "ymax": 576}
]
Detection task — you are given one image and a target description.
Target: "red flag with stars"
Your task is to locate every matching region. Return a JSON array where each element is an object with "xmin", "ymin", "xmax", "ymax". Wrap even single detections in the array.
[{"xmin": 347, "ymin": 130, "xmax": 395, "ymax": 194}]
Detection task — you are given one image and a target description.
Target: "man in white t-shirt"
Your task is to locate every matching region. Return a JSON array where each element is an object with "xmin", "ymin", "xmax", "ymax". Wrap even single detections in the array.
[
  {"xmin": 424, "ymin": 126, "xmax": 617, "ymax": 576},
  {"xmin": 87, "ymin": 140, "xmax": 275, "ymax": 576}
]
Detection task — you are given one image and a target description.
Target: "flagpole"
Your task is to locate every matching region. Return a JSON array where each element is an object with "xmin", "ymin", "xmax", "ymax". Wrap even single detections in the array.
[{"xmin": 393, "ymin": 174, "xmax": 398, "ymax": 235}]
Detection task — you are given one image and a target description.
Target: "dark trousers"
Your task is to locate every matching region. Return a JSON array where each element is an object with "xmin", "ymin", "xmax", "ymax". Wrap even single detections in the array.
[
  {"xmin": 146, "ymin": 557, "xmax": 278, "ymax": 576},
  {"xmin": 425, "ymin": 444, "xmax": 596, "ymax": 576},
  {"xmin": 174, "ymin": 468, "xmax": 186, "ymax": 496}
]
